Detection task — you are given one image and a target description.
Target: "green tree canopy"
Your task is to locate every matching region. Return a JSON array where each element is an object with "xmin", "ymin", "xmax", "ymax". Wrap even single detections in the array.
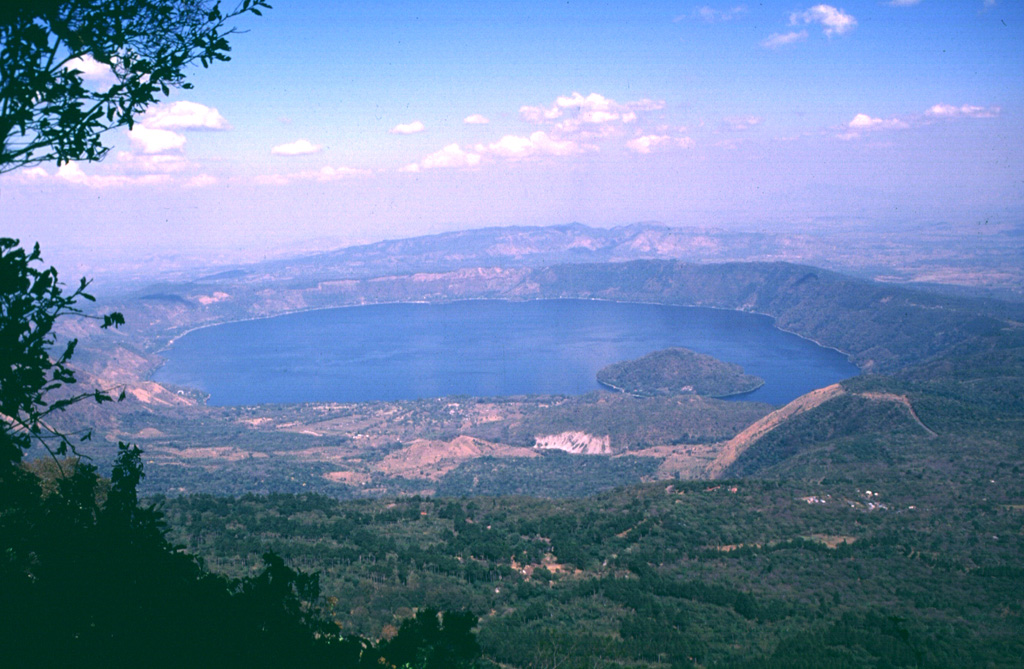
[
  {"xmin": 0, "ymin": 237, "xmax": 124, "ymax": 471},
  {"xmin": 0, "ymin": 0, "xmax": 269, "ymax": 172}
]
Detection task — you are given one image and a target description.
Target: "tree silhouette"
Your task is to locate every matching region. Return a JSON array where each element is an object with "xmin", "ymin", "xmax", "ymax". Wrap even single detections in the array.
[
  {"xmin": 0, "ymin": 0, "xmax": 270, "ymax": 172},
  {"xmin": 373, "ymin": 608, "xmax": 482, "ymax": 669},
  {"xmin": 0, "ymin": 237, "xmax": 124, "ymax": 474}
]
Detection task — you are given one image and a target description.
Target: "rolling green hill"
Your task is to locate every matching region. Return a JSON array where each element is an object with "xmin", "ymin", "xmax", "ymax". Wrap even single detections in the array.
[{"xmin": 162, "ymin": 469, "xmax": 1024, "ymax": 667}]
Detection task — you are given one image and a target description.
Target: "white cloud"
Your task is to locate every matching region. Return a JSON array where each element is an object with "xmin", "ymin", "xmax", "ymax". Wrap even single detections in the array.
[
  {"xmin": 848, "ymin": 113, "xmax": 908, "ymax": 130},
  {"xmin": 626, "ymin": 136, "xmax": 665, "ymax": 154},
  {"xmin": 627, "ymin": 99, "xmax": 666, "ymax": 112},
  {"xmin": 422, "ymin": 144, "xmax": 481, "ymax": 168},
  {"xmin": 521, "ymin": 93, "xmax": 666, "ymax": 139},
  {"xmin": 838, "ymin": 112, "xmax": 909, "ymax": 139},
  {"xmin": 256, "ymin": 165, "xmax": 373, "ymax": 184},
  {"xmin": 316, "ymin": 165, "xmax": 372, "ymax": 180},
  {"xmin": 552, "ymin": 119, "xmax": 617, "ymax": 137},
  {"xmin": 55, "ymin": 162, "xmax": 170, "ymax": 188},
  {"xmin": 556, "ymin": 92, "xmax": 615, "ymax": 111},
  {"xmin": 185, "ymin": 174, "xmax": 219, "ymax": 188},
  {"xmin": 65, "ymin": 55, "xmax": 116, "ymax": 89},
  {"xmin": 520, "ymin": 104, "xmax": 563, "ymax": 123},
  {"xmin": 693, "ymin": 5, "xmax": 747, "ymax": 22},
  {"xmin": 18, "ymin": 167, "xmax": 50, "ymax": 180},
  {"xmin": 114, "ymin": 101, "xmax": 228, "ymax": 174},
  {"xmin": 116, "ymin": 151, "xmax": 190, "ymax": 173},
  {"xmin": 790, "ymin": 5, "xmax": 857, "ymax": 36},
  {"xmin": 761, "ymin": 31, "xmax": 808, "ymax": 48},
  {"xmin": 405, "ymin": 130, "xmax": 595, "ymax": 171},
  {"xmin": 887, "ymin": 0, "xmax": 921, "ymax": 6},
  {"xmin": 524, "ymin": 93, "xmax": 664, "ymax": 121},
  {"xmin": 463, "ymin": 114, "xmax": 490, "ymax": 125},
  {"xmin": 723, "ymin": 115, "xmax": 762, "ymax": 131},
  {"xmin": 552, "ymin": 112, "xmax": 623, "ymax": 135},
  {"xmin": 584, "ymin": 110, "xmax": 620, "ymax": 124},
  {"xmin": 839, "ymin": 103, "xmax": 999, "ymax": 139},
  {"xmin": 626, "ymin": 135, "xmax": 694, "ymax": 154},
  {"xmin": 390, "ymin": 120, "xmax": 425, "ymax": 135},
  {"xmin": 126, "ymin": 125, "xmax": 186, "ymax": 154},
  {"xmin": 141, "ymin": 101, "xmax": 230, "ymax": 130},
  {"xmin": 403, "ymin": 143, "xmax": 482, "ymax": 172},
  {"xmin": 478, "ymin": 135, "xmax": 535, "ymax": 159},
  {"xmin": 531, "ymin": 132, "xmax": 588, "ymax": 156},
  {"xmin": 925, "ymin": 103, "xmax": 1000, "ymax": 118},
  {"xmin": 121, "ymin": 101, "xmax": 230, "ymax": 157},
  {"xmin": 477, "ymin": 131, "xmax": 585, "ymax": 160},
  {"xmin": 18, "ymin": 146, "xmax": 198, "ymax": 188},
  {"xmin": 271, "ymin": 139, "xmax": 322, "ymax": 156},
  {"xmin": 22, "ymin": 108, "xmax": 242, "ymax": 186},
  {"xmin": 405, "ymin": 92, "xmax": 666, "ymax": 172}
]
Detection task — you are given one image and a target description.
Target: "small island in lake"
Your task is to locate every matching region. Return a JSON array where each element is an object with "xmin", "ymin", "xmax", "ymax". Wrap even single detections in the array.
[{"xmin": 597, "ymin": 347, "xmax": 765, "ymax": 398}]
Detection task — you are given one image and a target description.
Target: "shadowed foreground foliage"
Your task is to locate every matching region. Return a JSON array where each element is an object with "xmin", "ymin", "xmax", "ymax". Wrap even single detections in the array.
[
  {"xmin": 0, "ymin": 0, "xmax": 271, "ymax": 172},
  {"xmin": 1, "ymin": 447, "xmax": 480, "ymax": 667},
  {"xmin": 0, "ymin": 240, "xmax": 481, "ymax": 667},
  {"xmin": 163, "ymin": 473, "xmax": 1024, "ymax": 668}
]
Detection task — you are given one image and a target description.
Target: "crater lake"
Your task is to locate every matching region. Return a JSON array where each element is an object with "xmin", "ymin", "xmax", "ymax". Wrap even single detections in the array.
[{"xmin": 154, "ymin": 299, "xmax": 859, "ymax": 406}]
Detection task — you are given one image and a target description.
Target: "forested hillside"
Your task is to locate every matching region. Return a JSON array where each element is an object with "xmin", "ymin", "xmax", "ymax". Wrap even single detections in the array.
[
  {"xmin": 719, "ymin": 322, "xmax": 1024, "ymax": 481},
  {"xmin": 163, "ymin": 471, "xmax": 1024, "ymax": 667}
]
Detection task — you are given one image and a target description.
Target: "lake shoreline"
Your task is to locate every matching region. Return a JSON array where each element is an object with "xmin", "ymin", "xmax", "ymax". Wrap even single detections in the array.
[
  {"xmin": 154, "ymin": 299, "xmax": 859, "ymax": 408},
  {"xmin": 596, "ymin": 378, "xmax": 767, "ymax": 401}
]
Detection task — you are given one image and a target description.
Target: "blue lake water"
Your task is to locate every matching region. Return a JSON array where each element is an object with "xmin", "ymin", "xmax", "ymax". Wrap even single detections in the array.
[{"xmin": 154, "ymin": 299, "xmax": 859, "ymax": 407}]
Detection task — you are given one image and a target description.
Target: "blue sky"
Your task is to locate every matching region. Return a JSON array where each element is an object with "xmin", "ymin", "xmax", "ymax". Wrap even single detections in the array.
[{"xmin": 2, "ymin": 0, "xmax": 1022, "ymax": 273}]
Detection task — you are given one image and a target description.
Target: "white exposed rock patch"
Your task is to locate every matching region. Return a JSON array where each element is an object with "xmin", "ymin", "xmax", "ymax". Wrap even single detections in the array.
[
  {"xmin": 196, "ymin": 291, "xmax": 230, "ymax": 305},
  {"xmin": 127, "ymin": 381, "xmax": 196, "ymax": 407},
  {"xmin": 534, "ymin": 431, "xmax": 612, "ymax": 455}
]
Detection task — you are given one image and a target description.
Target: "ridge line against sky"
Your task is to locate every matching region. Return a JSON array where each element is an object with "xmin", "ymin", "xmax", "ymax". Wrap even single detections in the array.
[{"xmin": 1, "ymin": 0, "xmax": 1021, "ymax": 271}]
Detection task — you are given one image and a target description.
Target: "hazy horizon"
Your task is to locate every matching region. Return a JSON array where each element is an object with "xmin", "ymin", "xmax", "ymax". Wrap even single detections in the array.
[{"xmin": 2, "ymin": 1, "xmax": 1021, "ymax": 276}]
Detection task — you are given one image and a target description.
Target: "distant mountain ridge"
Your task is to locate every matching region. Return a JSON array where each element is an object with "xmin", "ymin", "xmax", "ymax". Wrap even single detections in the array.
[
  {"xmin": 200, "ymin": 221, "xmax": 1022, "ymax": 301},
  {"xmin": 260, "ymin": 222, "xmax": 777, "ymax": 280}
]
